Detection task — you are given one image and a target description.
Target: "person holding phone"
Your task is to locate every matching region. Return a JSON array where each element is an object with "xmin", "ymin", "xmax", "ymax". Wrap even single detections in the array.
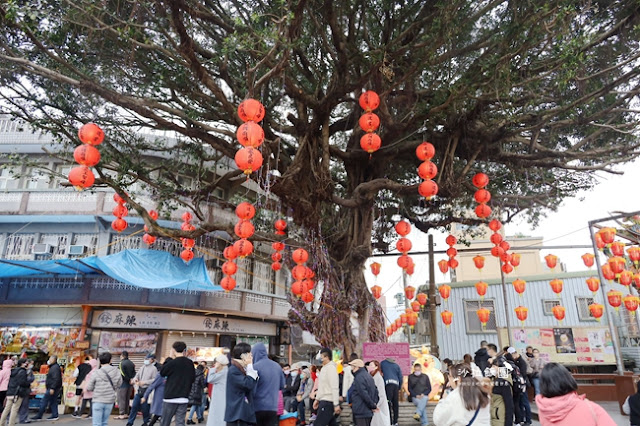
[{"xmin": 224, "ymin": 343, "xmax": 258, "ymax": 426}]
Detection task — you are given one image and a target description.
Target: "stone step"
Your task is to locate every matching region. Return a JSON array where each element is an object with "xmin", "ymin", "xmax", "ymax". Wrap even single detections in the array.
[{"xmin": 306, "ymin": 402, "xmax": 436, "ymax": 426}]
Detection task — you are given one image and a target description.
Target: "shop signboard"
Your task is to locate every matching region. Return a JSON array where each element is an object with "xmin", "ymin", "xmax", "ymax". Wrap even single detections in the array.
[
  {"xmin": 362, "ymin": 342, "xmax": 411, "ymax": 375},
  {"xmin": 98, "ymin": 331, "xmax": 157, "ymax": 354},
  {"xmin": 499, "ymin": 326, "xmax": 615, "ymax": 364},
  {"xmin": 92, "ymin": 309, "xmax": 277, "ymax": 336}
]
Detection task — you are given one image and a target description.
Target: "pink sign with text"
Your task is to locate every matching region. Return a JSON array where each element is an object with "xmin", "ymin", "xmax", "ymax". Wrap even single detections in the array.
[{"xmin": 362, "ymin": 342, "xmax": 411, "ymax": 375}]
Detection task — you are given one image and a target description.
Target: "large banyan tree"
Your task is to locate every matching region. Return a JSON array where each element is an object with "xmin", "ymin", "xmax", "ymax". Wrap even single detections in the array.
[{"xmin": 1, "ymin": 0, "xmax": 639, "ymax": 353}]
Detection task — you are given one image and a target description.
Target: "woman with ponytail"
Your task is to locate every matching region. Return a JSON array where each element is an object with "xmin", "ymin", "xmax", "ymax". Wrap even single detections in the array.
[{"xmin": 433, "ymin": 364, "xmax": 491, "ymax": 426}]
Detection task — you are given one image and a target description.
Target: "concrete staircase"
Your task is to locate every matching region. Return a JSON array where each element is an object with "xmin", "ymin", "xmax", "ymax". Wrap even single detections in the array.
[{"xmin": 312, "ymin": 401, "xmax": 435, "ymax": 426}]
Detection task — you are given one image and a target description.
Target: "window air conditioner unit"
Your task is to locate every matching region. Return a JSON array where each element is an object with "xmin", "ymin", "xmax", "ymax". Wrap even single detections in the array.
[
  {"xmin": 68, "ymin": 245, "xmax": 86, "ymax": 256},
  {"xmin": 32, "ymin": 243, "xmax": 53, "ymax": 255}
]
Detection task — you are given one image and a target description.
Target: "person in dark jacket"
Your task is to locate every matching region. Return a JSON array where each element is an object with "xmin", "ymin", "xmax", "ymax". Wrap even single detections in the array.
[
  {"xmin": 623, "ymin": 379, "xmax": 640, "ymax": 425},
  {"xmin": 348, "ymin": 360, "xmax": 379, "ymax": 426},
  {"xmin": 408, "ymin": 363, "xmax": 431, "ymax": 426},
  {"xmin": 488, "ymin": 357, "xmax": 513, "ymax": 426},
  {"xmin": 224, "ymin": 343, "xmax": 258, "ymax": 426},
  {"xmin": 0, "ymin": 359, "xmax": 31, "ymax": 426},
  {"xmin": 18, "ymin": 360, "xmax": 35, "ymax": 424},
  {"xmin": 73, "ymin": 358, "xmax": 92, "ymax": 418},
  {"xmin": 32, "ymin": 355, "xmax": 62, "ymax": 421},
  {"xmin": 186, "ymin": 364, "xmax": 205, "ymax": 424},
  {"xmin": 507, "ymin": 347, "xmax": 531, "ymax": 425},
  {"xmin": 474, "ymin": 341, "xmax": 490, "ymax": 377},
  {"xmin": 160, "ymin": 342, "xmax": 196, "ymax": 426},
  {"xmin": 282, "ymin": 363, "xmax": 300, "ymax": 413},
  {"xmin": 116, "ymin": 351, "xmax": 136, "ymax": 419},
  {"xmin": 251, "ymin": 343, "xmax": 284, "ymax": 426},
  {"xmin": 380, "ymin": 358, "xmax": 402, "ymax": 426}
]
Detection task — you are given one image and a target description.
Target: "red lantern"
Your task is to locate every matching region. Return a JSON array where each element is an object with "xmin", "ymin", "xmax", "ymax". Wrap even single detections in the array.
[
  {"xmin": 400, "ymin": 313, "xmax": 408, "ymax": 324},
  {"xmin": 182, "ymin": 238, "xmax": 195, "ymax": 249},
  {"xmin": 441, "ymin": 310, "xmax": 453, "ymax": 327},
  {"xmin": 112, "ymin": 204, "xmax": 128, "ymax": 218},
  {"xmin": 181, "ymin": 211, "xmax": 192, "ymax": 223},
  {"xmin": 407, "ymin": 313, "xmax": 418, "ymax": 328},
  {"xmin": 608, "ymin": 257, "xmax": 626, "ymax": 274},
  {"xmin": 515, "ymin": 306, "xmax": 528, "ymax": 324},
  {"xmin": 589, "ymin": 304, "xmax": 604, "ymax": 321},
  {"xmin": 274, "ymin": 219, "xmax": 287, "ymax": 235},
  {"xmin": 371, "ymin": 285, "xmax": 382, "ymax": 299},
  {"xmin": 448, "ymin": 258, "xmax": 459, "ymax": 269},
  {"xmin": 148, "ymin": 210, "xmax": 159, "ymax": 220},
  {"xmin": 301, "ymin": 291, "xmax": 314, "ymax": 303},
  {"xmin": 501, "ymin": 263, "xmax": 513, "ymax": 274},
  {"xmin": 220, "ymin": 276, "xmax": 236, "ymax": 292},
  {"xmin": 237, "ymin": 99, "xmax": 265, "ymax": 122},
  {"xmin": 473, "ymin": 255, "xmax": 485, "ymax": 270},
  {"xmin": 418, "ymin": 180, "xmax": 439, "ymax": 199},
  {"xmin": 599, "ymin": 227, "xmax": 616, "ymax": 245},
  {"xmin": 233, "ymin": 239, "xmax": 253, "ymax": 257},
  {"xmin": 595, "ymin": 232, "xmax": 605, "ymax": 250},
  {"xmin": 474, "ymin": 189, "xmax": 491, "ymax": 204},
  {"xmin": 475, "ymin": 281, "xmax": 488, "ymax": 299},
  {"xmin": 586, "ymin": 277, "xmax": 600, "ymax": 295},
  {"xmin": 113, "ymin": 193, "xmax": 125, "ymax": 204},
  {"xmin": 360, "ymin": 133, "xmax": 382, "ymax": 154},
  {"xmin": 490, "ymin": 233, "xmax": 503, "ymax": 245},
  {"xmin": 619, "ymin": 270, "xmax": 633, "ymax": 287},
  {"xmin": 235, "ymin": 147, "xmax": 263, "ymax": 175},
  {"xmin": 271, "ymin": 252, "xmax": 282, "ymax": 262},
  {"xmin": 475, "ymin": 203, "xmax": 491, "ymax": 219},
  {"xmin": 602, "ymin": 263, "xmax": 615, "ymax": 281},
  {"xmin": 550, "ymin": 279, "xmax": 563, "ymax": 296},
  {"xmin": 513, "ymin": 279, "xmax": 526, "ymax": 295},
  {"xmin": 396, "ymin": 238, "xmax": 412, "ymax": 253},
  {"xmin": 359, "ymin": 113, "xmax": 380, "ymax": 132},
  {"xmin": 552, "ymin": 305, "xmax": 566, "ymax": 322},
  {"xmin": 624, "ymin": 295, "xmax": 640, "ymax": 314},
  {"xmin": 416, "ymin": 142, "xmax": 435, "ymax": 161},
  {"xmin": 236, "ymin": 121, "xmax": 265, "ymax": 148},
  {"xmin": 222, "ymin": 261, "xmax": 238, "ymax": 276},
  {"xmin": 488, "ymin": 219, "xmax": 502, "ymax": 232},
  {"xmin": 510, "ymin": 253, "xmax": 521, "ymax": 267},
  {"xmin": 405, "ymin": 285, "xmax": 416, "ymax": 300},
  {"xmin": 395, "ymin": 221, "xmax": 411, "ymax": 236},
  {"xmin": 438, "ymin": 259, "xmax": 449, "ymax": 274},
  {"xmin": 272, "ymin": 241, "xmax": 285, "ymax": 252},
  {"xmin": 608, "ymin": 290, "xmax": 622, "ymax": 310},
  {"xmin": 397, "ymin": 255, "xmax": 412, "ymax": 269},
  {"xmin": 416, "ymin": 293, "xmax": 428, "ymax": 307},
  {"xmin": 628, "ymin": 247, "xmax": 640, "ymax": 265},
  {"xmin": 491, "ymin": 245, "xmax": 505, "ymax": 258},
  {"xmin": 394, "ymin": 318, "xmax": 401, "ymax": 328},
  {"xmin": 291, "ymin": 265, "xmax": 308, "ymax": 281},
  {"xmin": 633, "ymin": 273, "xmax": 640, "ymax": 287},
  {"xmin": 181, "ymin": 222, "xmax": 195, "ymax": 231},
  {"xmin": 111, "ymin": 218, "xmax": 128, "ymax": 233},
  {"xmin": 445, "ymin": 235, "xmax": 457, "ymax": 246},
  {"xmin": 611, "ymin": 241, "xmax": 626, "ymax": 257},
  {"xmin": 234, "ymin": 220, "xmax": 255, "ymax": 239},
  {"xmin": 68, "ymin": 166, "xmax": 95, "ymax": 190},
  {"xmin": 501, "ymin": 252, "xmax": 512, "ymax": 264},
  {"xmin": 73, "ymin": 144, "xmax": 101, "ymax": 167},
  {"xmin": 292, "ymin": 248, "xmax": 309, "ymax": 264},
  {"xmin": 370, "ymin": 262, "xmax": 381, "ymax": 276},
  {"xmin": 78, "ymin": 123, "xmax": 105, "ymax": 145},
  {"xmin": 472, "ymin": 172, "xmax": 489, "ymax": 188},
  {"xmin": 439, "ymin": 285, "xmax": 451, "ymax": 300},
  {"xmin": 142, "ymin": 234, "xmax": 156, "ymax": 245},
  {"xmin": 476, "ymin": 308, "xmax": 491, "ymax": 329},
  {"xmin": 446, "ymin": 247, "xmax": 458, "ymax": 258},
  {"xmin": 291, "ymin": 280, "xmax": 309, "ymax": 297},
  {"xmin": 359, "ymin": 91, "xmax": 380, "ymax": 112},
  {"xmin": 180, "ymin": 249, "xmax": 194, "ymax": 263},
  {"xmin": 418, "ymin": 161, "xmax": 438, "ymax": 180},
  {"xmin": 235, "ymin": 202, "xmax": 256, "ymax": 220},
  {"xmin": 544, "ymin": 254, "xmax": 558, "ymax": 269},
  {"xmin": 411, "ymin": 301, "xmax": 421, "ymax": 313},
  {"xmin": 271, "ymin": 262, "xmax": 282, "ymax": 271}
]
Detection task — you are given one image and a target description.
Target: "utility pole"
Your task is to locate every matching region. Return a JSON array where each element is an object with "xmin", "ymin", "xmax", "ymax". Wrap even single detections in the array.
[{"xmin": 428, "ymin": 234, "xmax": 438, "ymax": 357}]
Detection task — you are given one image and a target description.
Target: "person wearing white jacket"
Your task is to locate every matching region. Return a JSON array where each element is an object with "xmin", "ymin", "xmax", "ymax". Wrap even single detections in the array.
[
  {"xmin": 433, "ymin": 364, "xmax": 490, "ymax": 426},
  {"xmin": 367, "ymin": 361, "xmax": 390, "ymax": 426}
]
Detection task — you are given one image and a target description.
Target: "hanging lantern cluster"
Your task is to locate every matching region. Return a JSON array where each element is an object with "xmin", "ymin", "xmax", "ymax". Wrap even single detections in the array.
[
  {"xmin": 220, "ymin": 244, "xmax": 239, "ymax": 292},
  {"xmin": 511, "ymin": 278, "xmax": 528, "ymax": 325},
  {"xmin": 291, "ymin": 248, "xmax": 315, "ymax": 303},
  {"xmin": 395, "ymin": 221, "xmax": 415, "ymax": 273},
  {"xmin": 487, "ymin": 219, "xmax": 515, "ymax": 274},
  {"xmin": 445, "ymin": 234, "xmax": 459, "ymax": 270},
  {"xmin": 416, "ymin": 142, "xmax": 439, "ymax": 200},
  {"xmin": 179, "ymin": 212, "xmax": 196, "ymax": 264},
  {"xmin": 369, "ymin": 261, "xmax": 382, "ymax": 299},
  {"xmin": 472, "ymin": 172, "xmax": 491, "ymax": 219},
  {"xmin": 358, "ymin": 91, "xmax": 382, "ymax": 156},
  {"xmin": 111, "ymin": 193, "xmax": 128, "ymax": 233},
  {"xmin": 271, "ymin": 241, "xmax": 285, "ymax": 272},
  {"xmin": 235, "ymin": 99, "xmax": 265, "ymax": 175},
  {"xmin": 595, "ymin": 227, "xmax": 616, "ymax": 251},
  {"xmin": 142, "ymin": 210, "xmax": 159, "ymax": 245},
  {"xmin": 69, "ymin": 123, "xmax": 103, "ymax": 191}
]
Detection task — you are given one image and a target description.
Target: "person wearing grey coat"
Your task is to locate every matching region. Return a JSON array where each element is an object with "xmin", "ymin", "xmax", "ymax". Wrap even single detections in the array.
[
  {"xmin": 87, "ymin": 353, "xmax": 123, "ymax": 426},
  {"xmin": 205, "ymin": 355, "xmax": 228, "ymax": 426}
]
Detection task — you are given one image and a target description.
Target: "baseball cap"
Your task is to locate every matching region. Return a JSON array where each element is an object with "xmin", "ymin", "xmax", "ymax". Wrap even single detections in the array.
[
  {"xmin": 348, "ymin": 359, "xmax": 365, "ymax": 368},
  {"xmin": 145, "ymin": 353, "xmax": 156, "ymax": 359},
  {"xmin": 507, "ymin": 347, "xmax": 516, "ymax": 354},
  {"xmin": 215, "ymin": 354, "xmax": 229, "ymax": 365}
]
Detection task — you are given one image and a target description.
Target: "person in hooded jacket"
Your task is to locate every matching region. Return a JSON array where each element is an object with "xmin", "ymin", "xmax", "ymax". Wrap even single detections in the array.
[
  {"xmin": 0, "ymin": 358, "xmax": 31, "ymax": 426},
  {"xmin": 187, "ymin": 364, "xmax": 206, "ymax": 424},
  {"xmin": 535, "ymin": 363, "xmax": 615, "ymax": 426},
  {"xmin": 251, "ymin": 343, "xmax": 284, "ymax": 426},
  {"xmin": 623, "ymin": 379, "xmax": 640, "ymax": 426},
  {"xmin": 348, "ymin": 360, "xmax": 379, "ymax": 426},
  {"xmin": 487, "ymin": 357, "xmax": 513, "ymax": 426},
  {"xmin": 0, "ymin": 358, "xmax": 13, "ymax": 407},
  {"xmin": 474, "ymin": 341, "xmax": 490, "ymax": 377}
]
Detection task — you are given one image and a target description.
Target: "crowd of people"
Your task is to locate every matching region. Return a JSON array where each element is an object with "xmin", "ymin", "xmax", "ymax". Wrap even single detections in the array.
[{"xmin": 0, "ymin": 340, "xmax": 636, "ymax": 426}]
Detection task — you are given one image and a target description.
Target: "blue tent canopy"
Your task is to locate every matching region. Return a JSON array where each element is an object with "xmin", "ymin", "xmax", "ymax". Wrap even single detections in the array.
[{"xmin": 0, "ymin": 249, "xmax": 220, "ymax": 292}]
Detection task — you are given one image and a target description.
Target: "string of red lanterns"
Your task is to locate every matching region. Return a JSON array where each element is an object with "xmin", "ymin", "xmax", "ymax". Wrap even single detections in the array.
[
  {"xmin": 179, "ymin": 212, "xmax": 195, "ymax": 264},
  {"xmin": 472, "ymin": 172, "xmax": 491, "ymax": 219},
  {"xmin": 142, "ymin": 210, "xmax": 159, "ymax": 245},
  {"xmin": 69, "ymin": 123, "xmax": 103, "ymax": 191},
  {"xmin": 358, "ymin": 91, "xmax": 382, "ymax": 156},
  {"xmin": 416, "ymin": 142, "xmax": 438, "ymax": 200},
  {"xmin": 111, "ymin": 193, "xmax": 128, "ymax": 233},
  {"xmin": 291, "ymin": 248, "xmax": 315, "ymax": 302},
  {"xmin": 235, "ymin": 99, "xmax": 265, "ymax": 175}
]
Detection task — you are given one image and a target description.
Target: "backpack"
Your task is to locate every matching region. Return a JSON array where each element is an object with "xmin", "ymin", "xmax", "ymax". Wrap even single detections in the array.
[{"xmin": 507, "ymin": 361, "xmax": 526, "ymax": 393}]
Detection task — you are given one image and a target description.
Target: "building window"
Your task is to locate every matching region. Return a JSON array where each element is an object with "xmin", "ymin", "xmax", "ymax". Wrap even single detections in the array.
[
  {"xmin": 0, "ymin": 167, "xmax": 19, "ymax": 190},
  {"xmin": 576, "ymin": 296, "xmax": 596, "ymax": 321},
  {"xmin": 542, "ymin": 299, "xmax": 561, "ymax": 316},
  {"xmin": 25, "ymin": 168, "xmax": 50, "ymax": 190},
  {"xmin": 464, "ymin": 299, "xmax": 497, "ymax": 333}
]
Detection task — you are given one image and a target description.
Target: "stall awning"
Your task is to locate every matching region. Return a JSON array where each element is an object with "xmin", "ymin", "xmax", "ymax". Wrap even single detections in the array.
[{"xmin": 0, "ymin": 249, "xmax": 220, "ymax": 292}]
